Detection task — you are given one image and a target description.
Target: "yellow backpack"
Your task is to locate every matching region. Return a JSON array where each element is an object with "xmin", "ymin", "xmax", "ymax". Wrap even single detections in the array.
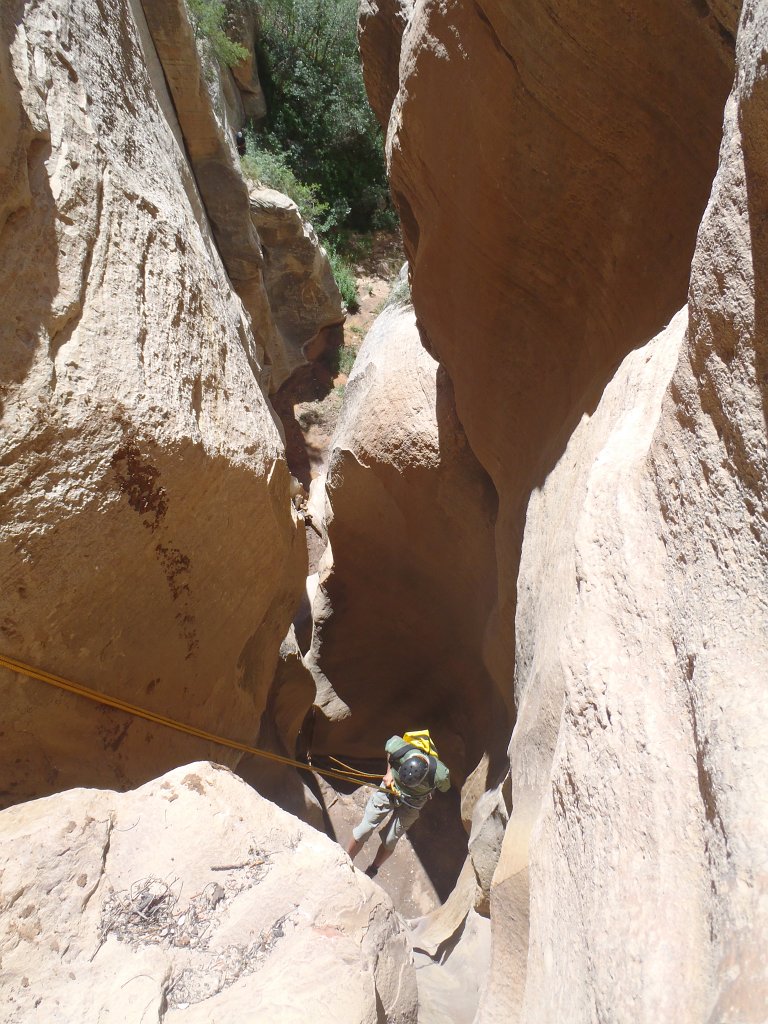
[{"xmin": 403, "ymin": 729, "xmax": 439, "ymax": 759}]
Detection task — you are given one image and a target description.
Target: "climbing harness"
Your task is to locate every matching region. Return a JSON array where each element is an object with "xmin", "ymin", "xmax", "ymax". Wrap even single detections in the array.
[{"xmin": 0, "ymin": 651, "xmax": 379, "ymax": 791}]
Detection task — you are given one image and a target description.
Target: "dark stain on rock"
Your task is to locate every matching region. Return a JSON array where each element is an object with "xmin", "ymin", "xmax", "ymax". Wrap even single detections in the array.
[
  {"xmin": 182, "ymin": 773, "xmax": 205, "ymax": 796},
  {"xmin": 1, "ymin": 617, "xmax": 21, "ymax": 641},
  {"xmin": 155, "ymin": 544, "xmax": 198, "ymax": 658},
  {"xmin": 103, "ymin": 720, "xmax": 131, "ymax": 752},
  {"xmin": 111, "ymin": 440, "xmax": 168, "ymax": 531},
  {"xmin": 155, "ymin": 543, "xmax": 191, "ymax": 600},
  {"xmin": 136, "ymin": 196, "xmax": 159, "ymax": 218}
]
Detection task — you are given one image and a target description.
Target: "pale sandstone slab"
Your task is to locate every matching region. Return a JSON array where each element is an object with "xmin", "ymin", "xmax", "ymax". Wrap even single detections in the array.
[{"xmin": 0, "ymin": 762, "xmax": 418, "ymax": 1023}]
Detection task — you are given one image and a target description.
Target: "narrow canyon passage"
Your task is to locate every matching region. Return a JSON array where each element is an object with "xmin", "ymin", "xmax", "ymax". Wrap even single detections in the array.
[{"xmin": 1, "ymin": 1, "xmax": 767, "ymax": 1022}]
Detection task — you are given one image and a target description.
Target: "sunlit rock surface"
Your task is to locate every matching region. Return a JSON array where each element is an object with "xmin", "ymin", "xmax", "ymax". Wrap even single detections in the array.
[
  {"xmin": 249, "ymin": 185, "xmax": 343, "ymax": 368},
  {"xmin": 0, "ymin": 762, "xmax": 418, "ymax": 1023},
  {"xmin": 381, "ymin": 0, "xmax": 734, "ymax": 700},
  {"xmin": 358, "ymin": 1, "xmax": 766, "ymax": 1021},
  {"xmin": 308, "ymin": 286, "xmax": 501, "ymax": 785},
  {"xmin": 0, "ymin": 0, "xmax": 304, "ymax": 806}
]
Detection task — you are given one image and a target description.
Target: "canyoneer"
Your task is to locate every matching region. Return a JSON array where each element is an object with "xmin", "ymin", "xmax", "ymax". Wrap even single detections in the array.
[{"xmin": 346, "ymin": 730, "xmax": 450, "ymax": 879}]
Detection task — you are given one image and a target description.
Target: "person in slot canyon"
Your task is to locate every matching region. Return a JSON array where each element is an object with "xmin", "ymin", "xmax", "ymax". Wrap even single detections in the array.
[{"xmin": 346, "ymin": 732, "xmax": 450, "ymax": 878}]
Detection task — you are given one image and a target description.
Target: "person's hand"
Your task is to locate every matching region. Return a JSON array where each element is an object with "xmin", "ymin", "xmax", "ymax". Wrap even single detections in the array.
[{"xmin": 382, "ymin": 767, "xmax": 393, "ymax": 787}]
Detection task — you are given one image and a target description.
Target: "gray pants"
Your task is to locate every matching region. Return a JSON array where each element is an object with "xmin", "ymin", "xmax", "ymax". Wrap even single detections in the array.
[{"xmin": 352, "ymin": 787, "xmax": 422, "ymax": 851}]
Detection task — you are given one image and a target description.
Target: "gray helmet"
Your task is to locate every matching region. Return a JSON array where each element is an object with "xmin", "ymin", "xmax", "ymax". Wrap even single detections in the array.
[{"xmin": 398, "ymin": 752, "xmax": 430, "ymax": 788}]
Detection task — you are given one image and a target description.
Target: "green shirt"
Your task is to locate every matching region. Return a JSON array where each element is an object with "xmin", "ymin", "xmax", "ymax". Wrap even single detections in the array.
[{"xmin": 385, "ymin": 735, "xmax": 450, "ymax": 804}]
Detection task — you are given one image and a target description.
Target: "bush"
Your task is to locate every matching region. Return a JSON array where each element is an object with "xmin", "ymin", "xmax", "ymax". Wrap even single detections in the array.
[
  {"xmin": 241, "ymin": 131, "xmax": 329, "ymax": 225},
  {"xmin": 241, "ymin": 136, "xmax": 359, "ymax": 310},
  {"xmin": 188, "ymin": 0, "xmax": 249, "ymax": 65},
  {"xmin": 255, "ymin": 0, "xmax": 391, "ymax": 230},
  {"xmin": 336, "ymin": 344, "xmax": 358, "ymax": 376},
  {"xmin": 325, "ymin": 339, "xmax": 359, "ymax": 380},
  {"xmin": 325, "ymin": 245, "xmax": 359, "ymax": 313}
]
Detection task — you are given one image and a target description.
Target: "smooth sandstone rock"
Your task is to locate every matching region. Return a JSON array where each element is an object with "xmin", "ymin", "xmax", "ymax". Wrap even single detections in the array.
[
  {"xmin": 489, "ymin": 310, "xmax": 692, "ymax": 1023},
  {"xmin": 223, "ymin": 0, "xmax": 267, "ymax": 121},
  {"xmin": 381, "ymin": 0, "xmax": 735, "ymax": 707},
  {"xmin": 359, "ymin": 1, "xmax": 766, "ymax": 1020},
  {"xmin": 358, "ymin": 0, "xmax": 413, "ymax": 131},
  {"xmin": 307, "ymin": 291, "xmax": 502, "ymax": 785},
  {"xmin": 238, "ymin": 625, "xmax": 325, "ymax": 830},
  {"xmin": 485, "ymin": 6, "xmax": 768, "ymax": 1012},
  {"xmin": 0, "ymin": 0, "xmax": 304, "ymax": 805},
  {"xmin": 0, "ymin": 762, "xmax": 418, "ymax": 1023},
  {"xmin": 139, "ymin": 0, "xmax": 289, "ymax": 391},
  {"xmin": 488, "ymin": 6, "xmax": 768, "ymax": 1020}
]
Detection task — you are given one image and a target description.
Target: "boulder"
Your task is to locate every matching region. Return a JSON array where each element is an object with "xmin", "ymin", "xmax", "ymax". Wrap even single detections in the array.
[
  {"xmin": 249, "ymin": 185, "xmax": 343, "ymax": 363},
  {"xmin": 0, "ymin": 761, "xmax": 418, "ymax": 1023},
  {"xmin": 0, "ymin": 0, "xmax": 304, "ymax": 805}
]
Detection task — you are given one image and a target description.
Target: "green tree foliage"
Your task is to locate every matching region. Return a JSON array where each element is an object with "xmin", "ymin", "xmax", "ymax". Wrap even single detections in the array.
[
  {"xmin": 255, "ymin": 0, "xmax": 391, "ymax": 230},
  {"xmin": 188, "ymin": 0, "xmax": 249, "ymax": 66},
  {"xmin": 241, "ymin": 128, "xmax": 328, "ymax": 225}
]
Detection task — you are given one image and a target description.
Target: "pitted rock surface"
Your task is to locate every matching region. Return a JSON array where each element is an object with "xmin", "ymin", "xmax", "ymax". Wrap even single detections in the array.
[{"xmin": 0, "ymin": 762, "xmax": 418, "ymax": 1023}]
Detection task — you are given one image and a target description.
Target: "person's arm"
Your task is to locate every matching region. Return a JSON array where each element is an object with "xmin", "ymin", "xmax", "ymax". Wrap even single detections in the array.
[
  {"xmin": 381, "ymin": 736, "xmax": 405, "ymax": 788},
  {"xmin": 435, "ymin": 761, "xmax": 451, "ymax": 792}
]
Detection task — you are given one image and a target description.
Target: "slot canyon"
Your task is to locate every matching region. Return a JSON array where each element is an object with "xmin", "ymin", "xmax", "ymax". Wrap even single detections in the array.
[{"xmin": 0, "ymin": 0, "xmax": 766, "ymax": 1021}]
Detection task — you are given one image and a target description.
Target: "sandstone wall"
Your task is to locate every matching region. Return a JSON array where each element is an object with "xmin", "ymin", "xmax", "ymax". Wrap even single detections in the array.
[
  {"xmin": 223, "ymin": 0, "xmax": 267, "ymax": 121},
  {"xmin": 358, "ymin": 0, "xmax": 413, "ymax": 131},
  {"xmin": 139, "ymin": 0, "xmax": 292, "ymax": 390},
  {"xmin": 374, "ymin": 0, "xmax": 735, "ymax": 695},
  {"xmin": 357, "ymin": 0, "xmax": 767, "ymax": 1020},
  {"xmin": 249, "ymin": 185, "xmax": 343, "ymax": 365},
  {"xmin": 488, "ymin": 6, "xmax": 767, "ymax": 1020},
  {"xmin": 307, "ymin": 288, "xmax": 501, "ymax": 785},
  {"xmin": 0, "ymin": 0, "xmax": 305, "ymax": 805}
]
